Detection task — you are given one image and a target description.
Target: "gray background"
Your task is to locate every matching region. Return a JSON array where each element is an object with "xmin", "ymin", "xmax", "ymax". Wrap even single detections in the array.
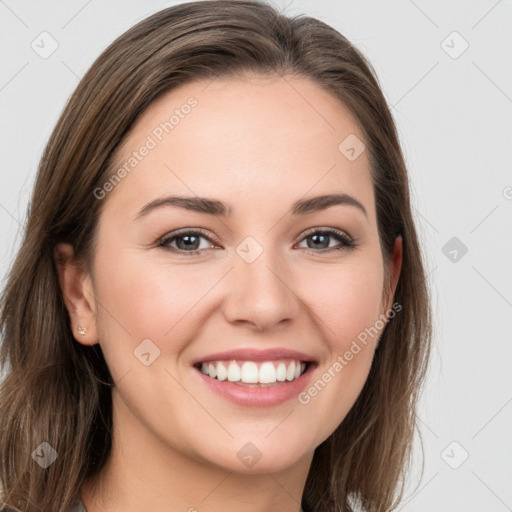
[{"xmin": 1, "ymin": 1, "xmax": 511, "ymax": 510}]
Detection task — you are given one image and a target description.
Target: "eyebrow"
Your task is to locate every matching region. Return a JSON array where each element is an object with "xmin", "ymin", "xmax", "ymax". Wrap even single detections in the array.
[{"xmin": 134, "ymin": 193, "xmax": 368, "ymax": 220}]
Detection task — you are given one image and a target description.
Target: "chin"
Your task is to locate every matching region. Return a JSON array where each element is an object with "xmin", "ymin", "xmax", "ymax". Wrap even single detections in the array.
[{"xmin": 195, "ymin": 434, "xmax": 314, "ymax": 475}]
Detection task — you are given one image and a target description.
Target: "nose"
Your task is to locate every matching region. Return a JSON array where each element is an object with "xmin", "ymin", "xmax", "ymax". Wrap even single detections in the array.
[{"xmin": 221, "ymin": 245, "xmax": 300, "ymax": 332}]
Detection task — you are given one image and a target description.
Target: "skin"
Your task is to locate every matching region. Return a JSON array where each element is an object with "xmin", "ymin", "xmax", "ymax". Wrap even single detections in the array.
[{"xmin": 56, "ymin": 74, "xmax": 402, "ymax": 512}]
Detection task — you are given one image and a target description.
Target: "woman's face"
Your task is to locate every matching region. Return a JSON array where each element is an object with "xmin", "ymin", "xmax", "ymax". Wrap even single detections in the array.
[{"xmin": 70, "ymin": 74, "xmax": 401, "ymax": 474}]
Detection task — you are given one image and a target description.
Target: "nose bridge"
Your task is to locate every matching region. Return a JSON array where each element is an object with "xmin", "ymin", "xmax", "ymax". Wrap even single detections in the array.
[{"xmin": 223, "ymin": 234, "xmax": 299, "ymax": 329}]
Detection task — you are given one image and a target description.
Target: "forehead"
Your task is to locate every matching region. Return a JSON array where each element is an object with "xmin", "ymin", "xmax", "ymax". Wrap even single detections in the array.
[{"xmin": 104, "ymin": 74, "xmax": 375, "ymax": 221}]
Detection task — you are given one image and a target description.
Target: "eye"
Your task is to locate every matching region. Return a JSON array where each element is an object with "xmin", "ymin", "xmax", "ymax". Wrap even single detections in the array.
[
  {"xmin": 157, "ymin": 227, "xmax": 357, "ymax": 256},
  {"xmin": 296, "ymin": 227, "xmax": 357, "ymax": 253},
  {"xmin": 158, "ymin": 229, "xmax": 218, "ymax": 255}
]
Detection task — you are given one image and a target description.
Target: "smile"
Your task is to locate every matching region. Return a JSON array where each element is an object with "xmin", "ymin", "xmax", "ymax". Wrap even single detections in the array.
[{"xmin": 197, "ymin": 359, "xmax": 308, "ymax": 386}]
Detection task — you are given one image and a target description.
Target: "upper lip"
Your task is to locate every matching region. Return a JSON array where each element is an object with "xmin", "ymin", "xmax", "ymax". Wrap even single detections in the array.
[{"xmin": 192, "ymin": 348, "xmax": 316, "ymax": 366}]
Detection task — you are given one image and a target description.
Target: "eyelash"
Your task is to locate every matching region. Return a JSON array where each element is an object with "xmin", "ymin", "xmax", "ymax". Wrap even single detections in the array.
[{"xmin": 157, "ymin": 227, "xmax": 358, "ymax": 256}]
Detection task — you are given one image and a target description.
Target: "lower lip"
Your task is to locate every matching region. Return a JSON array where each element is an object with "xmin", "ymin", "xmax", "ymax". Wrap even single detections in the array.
[{"xmin": 194, "ymin": 365, "xmax": 314, "ymax": 407}]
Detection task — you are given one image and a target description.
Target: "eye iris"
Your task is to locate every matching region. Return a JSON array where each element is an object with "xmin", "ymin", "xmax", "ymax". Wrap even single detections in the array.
[
  {"xmin": 164, "ymin": 230, "xmax": 347, "ymax": 253},
  {"xmin": 176, "ymin": 234, "xmax": 200, "ymax": 251},
  {"xmin": 308, "ymin": 233, "xmax": 329, "ymax": 249}
]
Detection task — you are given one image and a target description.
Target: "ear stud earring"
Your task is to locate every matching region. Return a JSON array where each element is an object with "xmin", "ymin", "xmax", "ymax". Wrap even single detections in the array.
[{"xmin": 77, "ymin": 326, "xmax": 87, "ymax": 336}]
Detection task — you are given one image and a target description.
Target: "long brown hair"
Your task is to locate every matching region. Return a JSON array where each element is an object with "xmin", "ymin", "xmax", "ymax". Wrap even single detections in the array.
[{"xmin": 0, "ymin": 1, "xmax": 432, "ymax": 510}]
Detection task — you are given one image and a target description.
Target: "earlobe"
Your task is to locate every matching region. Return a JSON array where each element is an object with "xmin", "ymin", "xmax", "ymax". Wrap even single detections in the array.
[{"xmin": 54, "ymin": 243, "xmax": 99, "ymax": 346}]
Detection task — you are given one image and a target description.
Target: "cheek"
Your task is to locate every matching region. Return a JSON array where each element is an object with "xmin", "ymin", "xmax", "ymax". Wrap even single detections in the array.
[
  {"xmin": 303, "ymin": 255, "xmax": 385, "ymax": 351},
  {"xmin": 92, "ymin": 244, "xmax": 217, "ymax": 359},
  {"xmin": 294, "ymin": 260, "xmax": 384, "ymax": 441},
  {"xmin": 94, "ymin": 244, "xmax": 384, "ymax": 344}
]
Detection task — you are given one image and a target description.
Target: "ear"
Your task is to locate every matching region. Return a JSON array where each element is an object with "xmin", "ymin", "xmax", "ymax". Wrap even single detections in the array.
[
  {"xmin": 54, "ymin": 243, "xmax": 99, "ymax": 346},
  {"xmin": 382, "ymin": 235, "xmax": 403, "ymax": 315}
]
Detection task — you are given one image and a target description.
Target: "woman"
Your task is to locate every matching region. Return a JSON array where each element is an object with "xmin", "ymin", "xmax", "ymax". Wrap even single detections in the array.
[{"xmin": 0, "ymin": 1, "xmax": 432, "ymax": 511}]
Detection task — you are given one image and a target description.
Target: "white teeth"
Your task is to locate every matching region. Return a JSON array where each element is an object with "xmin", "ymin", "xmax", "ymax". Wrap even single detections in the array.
[
  {"xmin": 240, "ymin": 361, "xmax": 259, "ymax": 383},
  {"xmin": 199, "ymin": 359, "xmax": 307, "ymax": 384},
  {"xmin": 276, "ymin": 362, "xmax": 287, "ymax": 382},
  {"xmin": 227, "ymin": 361, "xmax": 241, "ymax": 382},
  {"xmin": 259, "ymin": 362, "xmax": 276, "ymax": 384},
  {"xmin": 286, "ymin": 361, "xmax": 296, "ymax": 381},
  {"xmin": 216, "ymin": 362, "xmax": 227, "ymax": 381}
]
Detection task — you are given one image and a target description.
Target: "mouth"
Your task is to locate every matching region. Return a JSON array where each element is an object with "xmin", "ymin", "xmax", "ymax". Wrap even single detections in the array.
[
  {"xmin": 191, "ymin": 348, "xmax": 317, "ymax": 407},
  {"xmin": 193, "ymin": 358, "xmax": 312, "ymax": 387}
]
